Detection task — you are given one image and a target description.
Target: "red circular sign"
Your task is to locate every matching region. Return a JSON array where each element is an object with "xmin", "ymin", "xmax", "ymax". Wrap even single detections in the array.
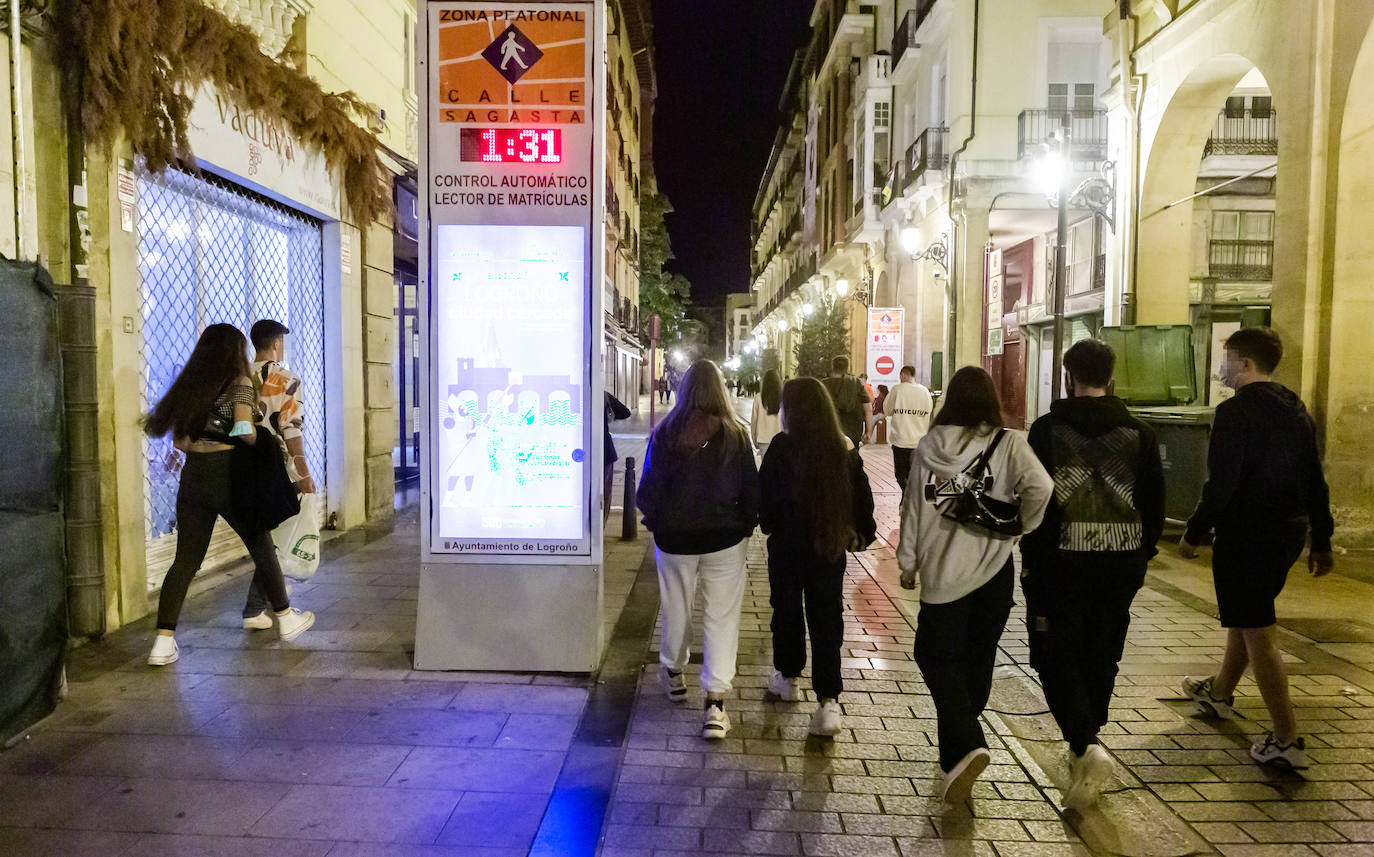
[{"xmin": 876, "ymin": 356, "xmax": 895, "ymax": 374}]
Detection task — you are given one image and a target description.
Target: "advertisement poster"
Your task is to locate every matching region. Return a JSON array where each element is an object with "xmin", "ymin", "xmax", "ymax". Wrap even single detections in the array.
[{"xmin": 866, "ymin": 307, "xmax": 904, "ymax": 386}]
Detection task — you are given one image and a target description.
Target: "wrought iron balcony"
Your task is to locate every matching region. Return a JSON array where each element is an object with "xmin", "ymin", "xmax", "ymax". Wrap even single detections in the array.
[
  {"xmin": 1204, "ymin": 108, "xmax": 1278, "ymax": 157},
  {"xmin": 1209, "ymin": 239, "xmax": 1274, "ymax": 281},
  {"xmin": 906, "ymin": 125, "xmax": 948, "ymax": 188},
  {"xmin": 891, "ymin": 0, "xmax": 937, "ymax": 70},
  {"xmin": 1017, "ymin": 108, "xmax": 1109, "ymax": 161}
]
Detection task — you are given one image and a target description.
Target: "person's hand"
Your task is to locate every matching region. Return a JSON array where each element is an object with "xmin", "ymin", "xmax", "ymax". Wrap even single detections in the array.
[
  {"xmin": 899, "ymin": 569, "xmax": 916, "ymax": 590},
  {"xmin": 1178, "ymin": 535, "xmax": 1200, "ymax": 559},
  {"xmin": 1309, "ymin": 550, "xmax": 1335, "ymax": 577},
  {"xmin": 296, "ymin": 475, "xmax": 317, "ymax": 494}
]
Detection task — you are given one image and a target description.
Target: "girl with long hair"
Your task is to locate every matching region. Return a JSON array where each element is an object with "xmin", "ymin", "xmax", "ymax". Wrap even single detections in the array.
[
  {"xmin": 896, "ymin": 366, "xmax": 1051, "ymax": 803},
  {"xmin": 143, "ymin": 324, "xmax": 313, "ymax": 665},
  {"xmin": 636, "ymin": 360, "xmax": 760, "ymax": 739},
  {"xmin": 759, "ymin": 377, "xmax": 876, "ymax": 736},
  {"xmin": 751, "ymin": 368, "xmax": 783, "ymax": 452}
]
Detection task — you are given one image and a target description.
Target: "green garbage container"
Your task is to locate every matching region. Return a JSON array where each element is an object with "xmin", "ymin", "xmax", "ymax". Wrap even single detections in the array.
[{"xmin": 1131, "ymin": 406, "xmax": 1214, "ymax": 522}]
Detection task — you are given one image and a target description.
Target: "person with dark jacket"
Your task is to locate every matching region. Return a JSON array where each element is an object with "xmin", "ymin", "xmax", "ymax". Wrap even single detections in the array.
[
  {"xmin": 603, "ymin": 391, "xmax": 632, "ymax": 522},
  {"xmin": 1020, "ymin": 339, "xmax": 1164, "ymax": 810},
  {"xmin": 636, "ymin": 360, "xmax": 760, "ymax": 740},
  {"xmin": 821, "ymin": 355, "xmax": 872, "ymax": 448},
  {"xmin": 760, "ymin": 378, "xmax": 877, "ymax": 737},
  {"xmin": 1179, "ymin": 327, "xmax": 1334, "ymax": 770}
]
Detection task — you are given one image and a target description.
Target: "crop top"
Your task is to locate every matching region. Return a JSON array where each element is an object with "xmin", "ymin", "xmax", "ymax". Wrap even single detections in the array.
[{"xmin": 196, "ymin": 380, "xmax": 258, "ymax": 442}]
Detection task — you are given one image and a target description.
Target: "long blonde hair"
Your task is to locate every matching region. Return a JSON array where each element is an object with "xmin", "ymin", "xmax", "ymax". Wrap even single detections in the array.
[{"xmin": 655, "ymin": 360, "xmax": 749, "ymax": 450}]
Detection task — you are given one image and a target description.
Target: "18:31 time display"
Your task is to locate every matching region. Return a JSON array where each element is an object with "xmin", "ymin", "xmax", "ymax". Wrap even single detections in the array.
[{"xmin": 459, "ymin": 128, "xmax": 562, "ymax": 164}]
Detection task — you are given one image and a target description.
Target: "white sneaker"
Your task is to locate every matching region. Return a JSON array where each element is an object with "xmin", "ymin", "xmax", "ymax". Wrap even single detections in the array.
[
  {"xmin": 659, "ymin": 665, "xmax": 687, "ymax": 703},
  {"xmin": 275, "ymin": 608, "xmax": 314, "ymax": 642},
  {"xmin": 809, "ymin": 699, "xmax": 842, "ymax": 737},
  {"xmin": 1064, "ymin": 743, "xmax": 1114, "ymax": 810},
  {"xmin": 242, "ymin": 611, "xmax": 273, "ymax": 631},
  {"xmin": 1250, "ymin": 732, "xmax": 1308, "ymax": 769},
  {"xmin": 940, "ymin": 747, "xmax": 991, "ymax": 804},
  {"xmin": 702, "ymin": 700, "xmax": 730, "ymax": 740},
  {"xmin": 147, "ymin": 635, "xmax": 179, "ymax": 667},
  {"xmin": 1182, "ymin": 676, "xmax": 1235, "ymax": 719},
  {"xmin": 767, "ymin": 670, "xmax": 799, "ymax": 702}
]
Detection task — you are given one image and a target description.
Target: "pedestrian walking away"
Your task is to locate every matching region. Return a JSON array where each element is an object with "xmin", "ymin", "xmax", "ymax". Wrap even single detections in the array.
[
  {"xmin": 821, "ymin": 355, "xmax": 872, "ymax": 449},
  {"xmin": 603, "ymin": 390, "xmax": 632, "ymax": 522},
  {"xmin": 242, "ymin": 319, "xmax": 319, "ymax": 630},
  {"xmin": 751, "ymin": 368, "xmax": 783, "ymax": 454},
  {"xmin": 636, "ymin": 359, "xmax": 760, "ymax": 740},
  {"xmin": 897, "ymin": 366, "xmax": 1052, "ymax": 804},
  {"xmin": 1020, "ymin": 339, "xmax": 1165, "ymax": 810},
  {"xmin": 1178, "ymin": 327, "xmax": 1335, "ymax": 770},
  {"xmin": 142, "ymin": 324, "xmax": 313, "ymax": 666},
  {"xmin": 884, "ymin": 365, "xmax": 934, "ymax": 495},
  {"xmin": 759, "ymin": 377, "xmax": 877, "ymax": 737}
]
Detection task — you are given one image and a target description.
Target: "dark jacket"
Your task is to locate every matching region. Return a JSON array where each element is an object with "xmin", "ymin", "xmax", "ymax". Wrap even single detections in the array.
[
  {"xmin": 1185, "ymin": 381, "xmax": 1334, "ymax": 552},
  {"xmin": 636, "ymin": 421, "xmax": 760, "ymax": 555},
  {"xmin": 758, "ymin": 433, "xmax": 878, "ymax": 564},
  {"xmin": 821, "ymin": 375, "xmax": 871, "ymax": 447},
  {"xmin": 604, "ymin": 392, "xmax": 631, "ymax": 466},
  {"xmin": 1021, "ymin": 396, "xmax": 1165, "ymax": 569}
]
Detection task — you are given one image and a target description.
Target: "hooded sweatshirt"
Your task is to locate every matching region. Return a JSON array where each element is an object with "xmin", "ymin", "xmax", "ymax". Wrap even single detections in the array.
[
  {"xmin": 897, "ymin": 424, "xmax": 1053, "ymax": 604},
  {"xmin": 1185, "ymin": 381, "xmax": 1334, "ymax": 552}
]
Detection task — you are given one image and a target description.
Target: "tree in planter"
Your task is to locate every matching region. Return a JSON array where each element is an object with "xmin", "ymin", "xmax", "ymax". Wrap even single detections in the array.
[
  {"xmin": 638, "ymin": 192, "xmax": 692, "ymax": 341},
  {"xmin": 794, "ymin": 296, "xmax": 850, "ymax": 378}
]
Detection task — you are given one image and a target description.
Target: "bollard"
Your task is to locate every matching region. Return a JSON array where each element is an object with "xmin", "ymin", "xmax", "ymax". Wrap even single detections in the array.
[{"xmin": 621, "ymin": 456, "xmax": 638, "ymax": 541}]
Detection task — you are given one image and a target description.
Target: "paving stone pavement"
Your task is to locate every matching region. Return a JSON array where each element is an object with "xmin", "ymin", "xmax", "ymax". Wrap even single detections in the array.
[{"xmin": 599, "ymin": 444, "xmax": 1374, "ymax": 857}]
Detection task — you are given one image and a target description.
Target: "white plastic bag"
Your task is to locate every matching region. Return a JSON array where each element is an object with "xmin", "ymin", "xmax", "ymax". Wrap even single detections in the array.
[{"xmin": 273, "ymin": 493, "xmax": 321, "ymax": 581}]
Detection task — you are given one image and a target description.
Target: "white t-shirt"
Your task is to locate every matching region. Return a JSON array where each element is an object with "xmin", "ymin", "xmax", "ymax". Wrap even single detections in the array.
[
  {"xmin": 884, "ymin": 381, "xmax": 934, "ymax": 448},
  {"xmin": 751, "ymin": 395, "xmax": 783, "ymax": 447}
]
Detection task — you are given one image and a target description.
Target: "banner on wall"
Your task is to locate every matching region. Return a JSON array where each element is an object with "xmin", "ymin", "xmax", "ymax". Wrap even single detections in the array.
[{"xmin": 866, "ymin": 307, "xmax": 904, "ymax": 387}]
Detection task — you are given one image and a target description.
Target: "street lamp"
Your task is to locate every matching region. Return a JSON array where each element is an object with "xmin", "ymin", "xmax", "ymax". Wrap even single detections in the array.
[
  {"xmin": 777, "ymin": 318, "xmax": 788, "ymax": 332},
  {"xmin": 802, "ymin": 302, "xmax": 815, "ymax": 317},
  {"xmin": 834, "ymin": 279, "xmax": 849, "ymax": 297}
]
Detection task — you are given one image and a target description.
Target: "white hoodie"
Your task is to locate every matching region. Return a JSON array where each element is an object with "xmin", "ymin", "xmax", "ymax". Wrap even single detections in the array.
[
  {"xmin": 896, "ymin": 423, "xmax": 1053, "ymax": 604},
  {"xmin": 883, "ymin": 381, "xmax": 933, "ymax": 448}
]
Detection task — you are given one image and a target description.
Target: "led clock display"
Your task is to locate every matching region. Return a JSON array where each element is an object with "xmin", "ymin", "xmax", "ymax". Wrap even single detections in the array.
[{"xmin": 459, "ymin": 128, "xmax": 563, "ymax": 164}]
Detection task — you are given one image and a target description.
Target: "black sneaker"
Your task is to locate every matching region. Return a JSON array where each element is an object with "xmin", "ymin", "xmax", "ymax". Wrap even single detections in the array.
[{"xmin": 701, "ymin": 699, "xmax": 730, "ymax": 740}]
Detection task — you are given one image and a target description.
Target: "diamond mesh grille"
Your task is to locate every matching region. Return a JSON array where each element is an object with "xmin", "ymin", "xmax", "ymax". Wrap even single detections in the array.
[{"xmin": 137, "ymin": 166, "xmax": 326, "ymax": 581}]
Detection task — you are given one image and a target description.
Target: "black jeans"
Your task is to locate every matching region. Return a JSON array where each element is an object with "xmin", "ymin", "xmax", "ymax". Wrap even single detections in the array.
[
  {"xmin": 769, "ymin": 550, "xmax": 846, "ymax": 701},
  {"xmin": 159, "ymin": 450, "xmax": 290, "ymax": 631},
  {"xmin": 914, "ymin": 558, "xmax": 1015, "ymax": 772},
  {"xmin": 892, "ymin": 446, "xmax": 915, "ymax": 496},
  {"xmin": 1024, "ymin": 554, "xmax": 1146, "ymax": 756}
]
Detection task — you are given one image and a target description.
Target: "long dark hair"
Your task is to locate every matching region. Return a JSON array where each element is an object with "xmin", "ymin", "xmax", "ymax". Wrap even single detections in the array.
[
  {"xmin": 930, "ymin": 366, "xmax": 1004, "ymax": 429},
  {"xmin": 760, "ymin": 369, "xmax": 782, "ymax": 416},
  {"xmin": 655, "ymin": 360, "xmax": 748, "ymax": 451},
  {"xmin": 781, "ymin": 377, "xmax": 854, "ymax": 561},
  {"xmin": 144, "ymin": 323, "xmax": 252, "ymax": 439}
]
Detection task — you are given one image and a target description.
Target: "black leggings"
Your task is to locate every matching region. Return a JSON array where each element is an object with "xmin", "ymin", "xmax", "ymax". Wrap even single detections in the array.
[
  {"xmin": 769, "ymin": 552, "xmax": 846, "ymax": 700},
  {"xmin": 157, "ymin": 450, "xmax": 290, "ymax": 631}
]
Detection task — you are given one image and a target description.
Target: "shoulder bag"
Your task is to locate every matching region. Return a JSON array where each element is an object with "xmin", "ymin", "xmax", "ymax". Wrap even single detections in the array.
[{"xmin": 940, "ymin": 429, "xmax": 1022, "ymax": 537}]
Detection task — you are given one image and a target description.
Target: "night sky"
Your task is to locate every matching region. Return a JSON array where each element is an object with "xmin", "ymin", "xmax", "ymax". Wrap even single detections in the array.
[{"xmin": 650, "ymin": 0, "xmax": 813, "ymax": 308}]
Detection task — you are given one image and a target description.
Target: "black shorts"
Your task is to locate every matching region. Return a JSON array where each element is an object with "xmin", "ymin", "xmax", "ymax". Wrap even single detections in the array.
[{"xmin": 1211, "ymin": 525, "xmax": 1307, "ymax": 628}]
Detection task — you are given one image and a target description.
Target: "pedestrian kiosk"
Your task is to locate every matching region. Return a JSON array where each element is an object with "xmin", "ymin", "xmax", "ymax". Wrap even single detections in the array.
[{"xmin": 415, "ymin": 0, "xmax": 607, "ymax": 671}]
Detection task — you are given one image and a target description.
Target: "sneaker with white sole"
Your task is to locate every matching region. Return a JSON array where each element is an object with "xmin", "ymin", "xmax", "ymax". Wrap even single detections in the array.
[
  {"xmin": 147, "ymin": 634, "xmax": 179, "ymax": 667},
  {"xmin": 1182, "ymin": 675, "xmax": 1235, "ymax": 719},
  {"xmin": 660, "ymin": 665, "xmax": 687, "ymax": 703},
  {"xmin": 275, "ymin": 608, "xmax": 314, "ymax": 642},
  {"xmin": 940, "ymin": 746, "xmax": 991, "ymax": 804},
  {"xmin": 1064, "ymin": 743, "xmax": 1114, "ymax": 810},
  {"xmin": 242, "ymin": 611, "xmax": 273, "ymax": 631},
  {"xmin": 702, "ymin": 699, "xmax": 730, "ymax": 740},
  {"xmin": 1250, "ymin": 732, "xmax": 1308, "ymax": 769},
  {"xmin": 809, "ymin": 699, "xmax": 842, "ymax": 737},
  {"xmin": 767, "ymin": 670, "xmax": 799, "ymax": 702}
]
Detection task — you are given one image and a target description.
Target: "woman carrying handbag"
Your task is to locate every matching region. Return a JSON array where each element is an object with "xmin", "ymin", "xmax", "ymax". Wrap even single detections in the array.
[
  {"xmin": 896, "ymin": 367, "xmax": 1052, "ymax": 803},
  {"xmin": 142, "ymin": 324, "xmax": 313, "ymax": 666}
]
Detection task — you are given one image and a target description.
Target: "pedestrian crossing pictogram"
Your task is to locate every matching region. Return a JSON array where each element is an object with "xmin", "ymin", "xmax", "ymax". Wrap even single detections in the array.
[{"xmin": 482, "ymin": 24, "xmax": 543, "ymax": 85}]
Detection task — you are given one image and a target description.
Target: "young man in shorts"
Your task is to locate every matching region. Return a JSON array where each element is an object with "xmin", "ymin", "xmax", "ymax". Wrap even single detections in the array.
[{"xmin": 1179, "ymin": 327, "xmax": 1334, "ymax": 769}]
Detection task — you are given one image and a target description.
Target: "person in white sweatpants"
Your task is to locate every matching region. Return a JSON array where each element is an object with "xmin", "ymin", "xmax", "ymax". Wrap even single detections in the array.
[{"xmin": 636, "ymin": 360, "xmax": 760, "ymax": 740}]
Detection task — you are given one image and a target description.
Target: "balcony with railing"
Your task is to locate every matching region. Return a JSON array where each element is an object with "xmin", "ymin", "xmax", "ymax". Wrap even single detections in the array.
[
  {"xmin": 1017, "ymin": 108, "xmax": 1109, "ymax": 161},
  {"xmin": 1209, "ymin": 239, "xmax": 1273, "ymax": 281},
  {"xmin": 891, "ymin": 0, "xmax": 937, "ymax": 73},
  {"xmin": 906, "ymin": 125, "xmax": 948, "ymax": 189},
  {"xmin": 1204, "ymin": 108, "xmax": 1278, "ymax": 157}
]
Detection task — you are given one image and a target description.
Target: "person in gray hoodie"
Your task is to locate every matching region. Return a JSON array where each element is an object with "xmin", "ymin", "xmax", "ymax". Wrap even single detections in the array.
[{"xmin": 897, "ymin": 367, "xmax": 1052, "ymax": 803}]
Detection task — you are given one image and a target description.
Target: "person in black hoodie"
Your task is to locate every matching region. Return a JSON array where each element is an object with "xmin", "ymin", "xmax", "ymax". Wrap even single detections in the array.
[
  {"xmin": 636, "ymin": 360, "xmax": 760, "ymax": 740},
  {"xmin": 1179, "ymin": 327, "xmax": 1334, "ymax": 770},
  {"xmin": 759, "ymin": 377, "xmax": 877, "ymax": 737},
  {"xmin": 1021, "ymin": 339, "xmax": 1164, "ymax": 810}
]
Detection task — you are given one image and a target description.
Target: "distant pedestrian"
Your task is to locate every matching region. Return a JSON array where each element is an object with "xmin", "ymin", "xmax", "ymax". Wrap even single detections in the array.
[
  {"xmin": 897, "ymin": 367, "xmax": 1051, "ymax": 803},
  {"xmin": 1179, "ymin": 327, "xmax": 1334, "ymax": 770},
  {"xmin": 870, "ymin": 384, "xmax": 890, "ymax": 443},
  {"xmin": 636, "ymin": 360, "xmax": 760, "ymax": 740},
  {"xmin": 604, "ymin": 391, "xmax": 632, "ymax": 522},
  {"xmin": 760, "ymin": 377, "xmax": 876, "ymax": 736},
  {"xmin": 1020, "ymin": 340, "xmax": 1165, "ymax": 809},
  {"xmin": 751, "ymin": 369, "xmax": 783, "ymax": 453},
  {"xmin": 884, "ymin": 365, "xmax": 934, "ymax": 495},
  {"xmin": 821, "ymin": 356, "xmax": 871, "ymax": 448},
  {"xmin": 657, "ymin": 375, "xmax": 669, "ymax": 405},
  {"xmin": 242, "ymin": 319, "xmax": 317, "ymax": 631},
  {"xmin": 142, "ymin": 324, "xmax": 313, "ymax": 666}
]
